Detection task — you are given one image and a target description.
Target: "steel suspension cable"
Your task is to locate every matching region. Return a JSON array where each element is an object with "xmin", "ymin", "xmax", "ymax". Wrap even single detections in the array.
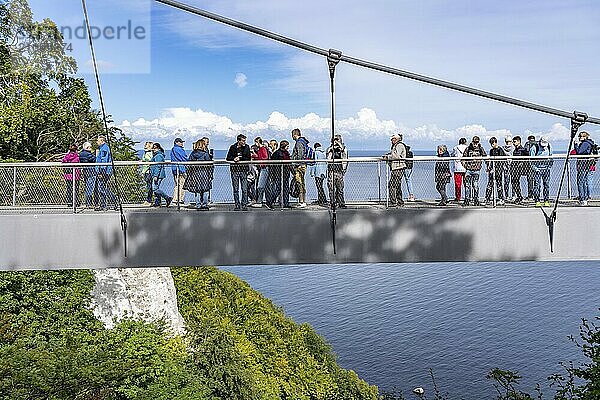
[
  {"xmin": 155, "ymin": 0, "xmax": 600, "ymax": 125},
  {"xmin": 81, "ymin": 0, "xmax": 128, "ymax": 257}
]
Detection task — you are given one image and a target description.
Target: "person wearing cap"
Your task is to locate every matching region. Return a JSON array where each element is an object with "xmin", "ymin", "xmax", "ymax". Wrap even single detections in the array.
[
  {"xmin": 383, "ymin": 133, "xmax": 407, "ymax": 207},
  {"xmin": 530, "ymin": 136, "xmax": 553, "ymax": 207},
  {"xmin": 462, "ymin": 136, "xmax": 486, "ymax": 206},
  {"xmin": 502, "ymin": 135, "xmax": 515, "ymax": 200},
  {"xmin": 170, "ymin": 137, "xmax": 188, "ymax": 205},
  {"xmin": 79, "ymin": 141, "xmax": 96, "ymax": 208}
]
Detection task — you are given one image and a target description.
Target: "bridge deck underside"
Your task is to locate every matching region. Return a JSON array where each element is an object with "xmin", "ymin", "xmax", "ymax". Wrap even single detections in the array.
[{"xmin": 1, "ymin": 206, "xmax": 598, "ymax": 270}]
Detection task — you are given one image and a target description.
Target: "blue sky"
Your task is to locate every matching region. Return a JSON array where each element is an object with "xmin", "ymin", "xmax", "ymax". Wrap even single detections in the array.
[{"xmin": 29, "ymin": 0, "xmax": 600, "ymax": 150}]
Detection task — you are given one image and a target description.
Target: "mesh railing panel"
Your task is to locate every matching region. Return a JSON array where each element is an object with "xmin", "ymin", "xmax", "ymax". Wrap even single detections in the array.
[{"xmin": 0, "ymin": 156, "xmax": 597, "ymax": 211}]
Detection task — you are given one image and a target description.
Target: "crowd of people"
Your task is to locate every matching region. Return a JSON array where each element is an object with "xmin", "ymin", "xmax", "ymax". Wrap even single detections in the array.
[{"xmin": 58, "ymin": 129, "xmax": 596, "ymax": 210}]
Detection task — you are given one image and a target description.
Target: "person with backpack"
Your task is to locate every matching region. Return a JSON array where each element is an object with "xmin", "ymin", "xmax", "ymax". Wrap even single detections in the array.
[
  {"xmin": 291, "ymin": 128, "xmax": 311, "ymax": 208},
  {"xmin": 310, "ymin": 142, "xmax": 328, "ymax": 205},
  {"xmin": 402, "ymin": 142, "xmax": 416, "ymax": 202},
  {"xmin": 434, "ymin": 144, "xmax": 451, "ymax": 206},
  {"xmin": 150, "ymin": 143, "xmax": 172, "ymax": 207},
  {"xmin": 326, "ymin": 134, "xmax": 349, "ymax": 209},
  {"xmin": 383, "ymin": 133, "xmax": 407, "ymax": 207},
  {"xmin": 451, "ymin": 138, "xmax": 468, "ymax": 202},
  {"xmin": 530, "ymin": 136, "xmax": 553, "ymax": 207},
  {"xmin": 510, "ymin": 136, "xmax": 529, "ymax": 204},
  {"xmin": 574, "ymin": 131, "xmax": 595, "ymax": 206},
  {"xmin": 523, "ymin": 135, "xmax": 537, "ymax": 200},
  {"xmin": 485, "ymin": 137, "xmax": 506, "ymax": 206},
  {"xmin": 462, "ymin": 136, "xmax": 486, "ymax": 206}
]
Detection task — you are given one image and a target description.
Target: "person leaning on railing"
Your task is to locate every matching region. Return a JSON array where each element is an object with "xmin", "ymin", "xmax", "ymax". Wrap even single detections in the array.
[
  {"xmin": 79, "ymin": 142, "xmax": 96, "ymax": 208},
  {"xmin": 383, "ymin": 133, "xmax": 407, "ymax": 208}
]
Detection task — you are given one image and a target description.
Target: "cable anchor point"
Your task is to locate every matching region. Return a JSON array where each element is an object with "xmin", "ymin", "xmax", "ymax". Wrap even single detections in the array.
[
  {"xmin": 327, "ymin": 49, "xmax": 342, "ymax": 79},
  {"xmin": 571, "ymin": 111, "xmax": 588, "ymax": 137}
]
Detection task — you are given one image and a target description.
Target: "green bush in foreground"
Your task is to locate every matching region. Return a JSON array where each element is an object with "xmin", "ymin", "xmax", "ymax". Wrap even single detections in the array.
[{"xmin": 0, "ymin": 268, "xmax": 378, "ymax": 399}]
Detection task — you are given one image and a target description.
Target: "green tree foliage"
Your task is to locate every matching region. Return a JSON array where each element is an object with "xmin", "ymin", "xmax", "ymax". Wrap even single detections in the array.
[
  {"xmin": 172, "ymin": 266, "xmax": 379, "ymax": 400},
  {"xmin": 0, "ymin": 267, "xmax": 379, "ymax": 399},
  {"xmin": 0, "ymin": 269, "xmax": 211, "ymax": 399},
  {"xmin": 0, "ymin": 0, "xmax": 138, "ymax": 162}
]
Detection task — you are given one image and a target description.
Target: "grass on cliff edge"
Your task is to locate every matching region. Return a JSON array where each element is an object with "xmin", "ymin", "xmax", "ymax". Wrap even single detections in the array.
[{"xmin": 0, "ymin": 267, "xmax": 378, "ymax": 400}]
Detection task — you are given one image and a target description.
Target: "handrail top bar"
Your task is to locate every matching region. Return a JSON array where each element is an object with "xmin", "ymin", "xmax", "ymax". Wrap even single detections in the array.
[
  {"xmin": 155, "ymin": 0, "xmax": 600, "ymax": 125},
  {"xmin": 0, "ymin": 154, "xmax": 597, "ymax": 167}
]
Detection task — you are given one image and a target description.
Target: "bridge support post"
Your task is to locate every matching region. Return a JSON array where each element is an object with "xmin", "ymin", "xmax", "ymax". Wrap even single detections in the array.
[
  {"xmin": 72, "ymin": 166, "xmax": 77, "ymax": 214},
  {"xmin": 327, "ymin": 49, "xmax": 342, "ymax": 255}
]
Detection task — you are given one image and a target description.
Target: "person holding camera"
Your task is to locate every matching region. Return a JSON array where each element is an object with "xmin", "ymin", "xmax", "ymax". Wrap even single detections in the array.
[
  {"xmin": 150, "ymin": 143, "xmax": 172, "ymax": 207},
  {"xmin": 226, "ymin": 134, "xmax": 252, "ymax": 211},
  {"xmin": 326, "ymin": 134, "xmax": 349, "ymax": 209}
]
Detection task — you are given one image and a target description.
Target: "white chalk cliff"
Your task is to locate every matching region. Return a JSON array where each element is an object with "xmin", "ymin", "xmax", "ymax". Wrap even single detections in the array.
[{"xmin": 90, "ymin": 267, "xmax": 186, "ymax": 335}]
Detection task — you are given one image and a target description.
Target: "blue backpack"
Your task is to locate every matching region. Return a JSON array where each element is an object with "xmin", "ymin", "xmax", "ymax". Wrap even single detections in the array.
[{"xmin": 303, "ymin": 141, "xmax": 315, "ymax": 166}]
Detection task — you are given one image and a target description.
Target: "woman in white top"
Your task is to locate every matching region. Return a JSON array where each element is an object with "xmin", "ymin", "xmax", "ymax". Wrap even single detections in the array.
[{"xmin": 451, "ymin": 138, "xmax": 468, "ymax": 202}]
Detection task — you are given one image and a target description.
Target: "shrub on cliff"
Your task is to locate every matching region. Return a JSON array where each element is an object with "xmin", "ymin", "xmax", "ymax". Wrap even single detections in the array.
[{"xmin": 172, "ymin": 266, "xmax": 378, "ymax": 400}]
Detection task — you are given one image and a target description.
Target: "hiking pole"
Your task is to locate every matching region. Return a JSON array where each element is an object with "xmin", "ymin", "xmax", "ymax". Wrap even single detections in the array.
[{"xmin": 328, "ymin": 49, "xmax": 341, "ymax": 256}]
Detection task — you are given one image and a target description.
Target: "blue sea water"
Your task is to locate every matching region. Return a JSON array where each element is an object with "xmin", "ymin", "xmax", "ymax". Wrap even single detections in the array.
[{"xmin": 223, "ymin": 262, "xmax": 600, "ymax": 399}]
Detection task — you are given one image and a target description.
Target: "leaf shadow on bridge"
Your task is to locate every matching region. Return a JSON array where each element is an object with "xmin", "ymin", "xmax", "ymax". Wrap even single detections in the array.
[{"xmin": 97, "ymin": 207, "xmax": 537, "ymax": 267}]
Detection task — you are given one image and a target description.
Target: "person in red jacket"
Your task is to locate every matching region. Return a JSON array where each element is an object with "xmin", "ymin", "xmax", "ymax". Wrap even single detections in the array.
[
  {"xmin": 62, "ymin": 143, "xmax": 81, "ymax": 207},
  {"xmin": 252, "ymin": 137, "xmax": 270, "ymax": 206}
]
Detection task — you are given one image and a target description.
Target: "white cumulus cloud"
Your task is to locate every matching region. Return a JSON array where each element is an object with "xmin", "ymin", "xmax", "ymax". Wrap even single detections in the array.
[
  {"xmin": 234, "ymin": 73, "xmax": 247, "ymax": 88},
  {"xmin": 118, "ymin": 107, "xmax": 578, "ymax": 150}
]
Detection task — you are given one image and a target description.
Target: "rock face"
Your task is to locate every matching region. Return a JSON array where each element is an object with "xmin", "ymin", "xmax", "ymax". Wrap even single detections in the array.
[{"xmin": 90, "ymin": 267, "xmax": 186, "ymax": 335}]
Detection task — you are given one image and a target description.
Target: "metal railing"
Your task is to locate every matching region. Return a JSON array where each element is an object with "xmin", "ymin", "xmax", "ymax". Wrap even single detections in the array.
[{"xmin": 0, "ymin": 155, "xmax": 597, "ymax": 212}]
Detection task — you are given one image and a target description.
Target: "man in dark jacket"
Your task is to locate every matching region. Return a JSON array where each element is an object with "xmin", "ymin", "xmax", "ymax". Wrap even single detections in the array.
[
  {"xmin": 79, "ymin": 141, "xmax": 96, "ymax": 208},
  {"xmin": 574, "ymin": 131, "xmax": 595, "ymax": 206},
  {"xmin": 523, "ymin": 135, "xmax": 537, "ymax": 200},
  {"xmin": 226, "ymin": 134, "xmax": 251, "ymax": 210},
  {"xmin": 462, "ymin": 136, "xmax": 486, "ymax": 206},
  {"xmin": 511, "ymin": 136, "xmax": 529, "ymax": 204},
  {"xmin": 485, "ymin": 137, "xmax": 506, "ymax": 206}
]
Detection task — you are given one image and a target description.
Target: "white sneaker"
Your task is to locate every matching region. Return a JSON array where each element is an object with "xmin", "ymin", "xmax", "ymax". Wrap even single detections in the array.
[
  {"xmin": 581, "ymin": 200, "xmax": 588, "ymax": 206},
  {"xmin": 251, "ymin": 203, "xmax": 263, "ymax": 208},
  {"xmin": 297, "ymin": 202, "xmax": 307, "ymax": 208},
  {"xmin": 408, "ymin": 195, "xmax": 416, "ymax": 202},
  {"xmin": 497, "ymin": 199, "xmax": 505, "ymax": 206},
  {"xmin": 142, "ymin": 201, "xmax": 151, "ymax": 206}
]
